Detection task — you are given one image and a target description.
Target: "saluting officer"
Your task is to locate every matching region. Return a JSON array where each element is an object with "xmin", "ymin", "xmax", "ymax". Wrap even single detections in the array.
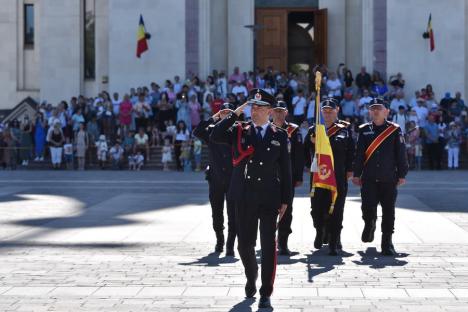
[
  {"xmin": 271, "ymin": 100, "xmax": 305, "ymax": 255},
  {"xmin": 210, "ymin": 89, "xmax": 292, "ymax": 310},
  {"xmin": 304, "ymin": 98, "xmax": 355, "ymax": 255},
  {"xmin": 352, "ymin": 97, "xmax": 408, "ymax": 256},
  {"xmin": 193, "ymin": 103, "xmax": 237, "ymax": 256}
]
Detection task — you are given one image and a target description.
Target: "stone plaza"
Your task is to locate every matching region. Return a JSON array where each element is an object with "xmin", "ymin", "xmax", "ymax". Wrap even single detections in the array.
[{"xmin": 0, "ymin": 170, "xmax": 466, "ymax": 311}]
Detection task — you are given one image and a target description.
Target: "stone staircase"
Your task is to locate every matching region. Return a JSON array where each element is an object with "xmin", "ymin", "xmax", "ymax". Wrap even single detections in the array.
[
  {"xmin": 9, "ymin": 145, "xmax": 468, "ymax": 171},
  {"xmin": 16, "ymin": 145, "xmax": 211, "ymax": 171}
]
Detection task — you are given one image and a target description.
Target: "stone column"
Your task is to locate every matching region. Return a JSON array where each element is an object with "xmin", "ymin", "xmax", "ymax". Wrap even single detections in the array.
[
  {"xmin": 198, "ymin": 0, "xmax": 211, "ymax": 79},
  {"xmin": 361, "ymin": 0, "xmax": 374, "ymax": 73},
  {"xmin": 319, "ymin": 0, "xmax": 346, "ymax": 71},
  {"xmin": 39, "ymin": 0, "xmax": 82, "ymax": 104},
  {"xmin": 227, "ymin": 0, "xmax": 254, "ymax": 75}
]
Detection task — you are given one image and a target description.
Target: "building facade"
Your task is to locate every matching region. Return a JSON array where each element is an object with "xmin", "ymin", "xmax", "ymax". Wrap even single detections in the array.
[{"xmin": 1, "ymin": 0, "xmax": 468, "ymax": 109}]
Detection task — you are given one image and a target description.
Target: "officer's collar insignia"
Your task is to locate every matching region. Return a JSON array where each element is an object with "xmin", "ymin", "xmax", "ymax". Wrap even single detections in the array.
[
  {"xmin": 271, "ymin": 140, "xmax": 280, "ymax": 146},
  {"xmin": 254, "ymin": 92, "xmax": 262, "ymax": 100}
]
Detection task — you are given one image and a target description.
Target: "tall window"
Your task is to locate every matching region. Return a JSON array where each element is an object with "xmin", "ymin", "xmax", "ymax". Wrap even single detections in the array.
[
  {"xmin": 24, "ymin": 4, "xmax": 34, "ymax": 48},
  {"xmin": 84, "ymin": 0, "xmax": 95, "ymax": 79}
]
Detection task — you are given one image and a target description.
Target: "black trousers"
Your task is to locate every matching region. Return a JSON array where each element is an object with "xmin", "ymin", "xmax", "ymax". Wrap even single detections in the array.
[
  {"xmin": 208, "ymin": 180, "xmax": 236, "ymax": 236},
  {"xmin": 427, "ymin": 142, "xmax": 441, "ymax": 170},
  {"xmin": 361, "ymin": 180, "xmax": 397, "ymax": 234},
  {"xmin": 310, "ymin": 185, "xmax": 347, "ymax": 239},
  {"xmin": 174, "ymin": 140, "xmax": 183, "ymax": 170},
  {"xmin": 236, "ymin": 191, "xmax": 278, "ymax": 297},
  {"xmin": 278, "ymin": 187, "xmax": 295, "ymax": 240}
]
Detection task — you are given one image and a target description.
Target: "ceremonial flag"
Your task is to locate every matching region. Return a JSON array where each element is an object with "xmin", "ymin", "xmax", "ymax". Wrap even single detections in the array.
[
  {"xmin": 311, "ymin": 72, "xmax": 338, "ymax": 214},
  {"xmin": 427, "ymin": 13, "xmax": 435, "ymax": 52},
  {"xmin": 136, "ymin": 14, "xmax": 149, "ymax": 58}
]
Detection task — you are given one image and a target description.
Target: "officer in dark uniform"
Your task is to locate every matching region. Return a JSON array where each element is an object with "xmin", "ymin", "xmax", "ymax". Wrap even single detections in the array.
[
  {"xmin": 352, "ymin": 97, "xmax": 408, "ymax": 256},
  {"xmin": 304, "ymin": 98, "xmax": 355, "ymax": 255},
  {"xmin": 210, "ymin": 89, "xmax": 292, "ymax": 309},
  {"xmin": 193, "ymin": 103, "xmax": 237, "ymax": 256},
  {"xmin": 271, "ymin": 100, "xmax": 305, "ymax": 255}
]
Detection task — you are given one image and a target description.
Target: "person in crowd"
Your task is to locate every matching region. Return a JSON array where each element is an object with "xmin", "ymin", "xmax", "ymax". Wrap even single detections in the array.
[
  {"xmin": 445, "ymin": 121, "xmax": 462, "ymax": 169},
  {"xmin": 20, "ymin": 116, "xmax": 33, "ymax": 166},
  {"xmin": 174, "ymin": 120, "xmax": 190, "ymax": 171},
  {"xmin": 34, "ymin": 112, "xmax": 46, "ymax": 162},
  {"xmin": 75, "ymin": 122, "xmax": 88, "ymax": 170},
  {"xmin": 134, "ymin": 127, "xmax": 150, "ymax": 161},
  {"xmin": 63, "ymin": 137, "xmax": 74, "ymax": 170},
  {"xmin": 109, "ymin": 140, "xmax": 125, "ymax": 170},
  {"xmin": 161, "ymin": 138, "xmax": 173, "ymax": 171},
  {"xmin": 47, "ymin": 122, "xmax": 65, "ymax": 169},
  {"xmin": 96, "ymin": 134, "xmax": 108, "ymax": 169}
]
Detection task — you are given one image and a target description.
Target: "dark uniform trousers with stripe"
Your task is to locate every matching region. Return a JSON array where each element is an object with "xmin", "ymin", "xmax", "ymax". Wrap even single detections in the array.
[
  {"xmin": 353, "ymin": 121, "xmax": 408, "ymax": 234},
  {"xmin": 210, "ymin": 113, "xmax": 292, "ymax": 297}
]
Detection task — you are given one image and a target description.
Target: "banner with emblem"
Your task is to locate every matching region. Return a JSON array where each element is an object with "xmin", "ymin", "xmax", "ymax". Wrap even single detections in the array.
[{"xmin": 311, "ymin": 71, "xmax": 338, "ymax": 214}]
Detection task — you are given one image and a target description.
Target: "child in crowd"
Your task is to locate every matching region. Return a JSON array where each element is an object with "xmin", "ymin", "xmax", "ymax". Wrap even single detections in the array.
[
  {"xmin": 415, "ymin": 139, "xmax": 423, "ymax": 171},
  {"xmin": 164, "ymin": 120, "xmax": 176, "ymax": 142},
  {"xmin": 161, "ymin": 138, "xmax": 173, "ymax": 171},
  {"xmin": 135, "ymin": 151, "xmax": 144, "ymax": 171},
  {"xmin": 150, "ymin": 125, "xmax": 160, "ymax": 146},
  {"xmin": 193, "ymin": 138, "xmax": 202, "ymax": 172},
  {"xmin": 179, "ymin": 140, "xmax": 192, "ymax": 172},
  {"xmin": 128, "ymin": 152, "xmax": 144, "ymax": 171},
  {"xmin": 63, "ymin": 137, "xmax": 74, "ymax": 170},
  {"xmin": 96, "ymin": 134, "xmax": 108, "ymax": 169}
]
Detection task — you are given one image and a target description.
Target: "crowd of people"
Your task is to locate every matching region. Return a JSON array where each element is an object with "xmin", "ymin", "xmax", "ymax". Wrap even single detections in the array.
[{"xmin": 0, "ymin": 64, "xmax": 467, "ymax": 170}]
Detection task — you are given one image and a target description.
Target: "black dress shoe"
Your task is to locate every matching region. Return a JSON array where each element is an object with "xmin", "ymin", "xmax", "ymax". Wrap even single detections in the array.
[
  {"xmin": 245, "ymin": 280, "xmax": 257, "ymax": 298},
  {"xmin": 381, "ymin": 233, "xmax": 397, "ymax": 256},
  {"xmin": 278, "ymin": 246, "xmax": 291, "ymax": 256},
  {"xmin": 336, "ymin": 234, "xmax": 342, "ymax": 250},
  {"xmin": 314, "ymin": 228, "xmax": 323, "ymax": 249},
  {"xmin": 258, "ymin": 296, "xmax": 272, "ymax": 309},
  {"xmin": 381, "ymin": 245, "xmax": 396, "ymax": 256},
  {"xmin": 328, "ymin": 241, "xmax": 338, "ymax": 256},
  {"xmin": 361, "ymin": 219, "xmax": 376, "ymax": 242}
]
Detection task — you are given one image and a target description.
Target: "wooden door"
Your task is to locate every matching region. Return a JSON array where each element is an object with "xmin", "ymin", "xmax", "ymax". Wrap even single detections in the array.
[
  {"xmin": 314, "ymin": 8, "xmax": 328, "ymax": 66},
  {"xmin": 256, "ymin": 9, "xmax": 288, "ymax": 72}
]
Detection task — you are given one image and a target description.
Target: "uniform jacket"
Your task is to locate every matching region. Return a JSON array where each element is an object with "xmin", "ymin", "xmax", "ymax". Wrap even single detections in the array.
[
  {"xmin": 210, "ymin": 112, "xmax": 293, "ymax": 206},
  {"xmin": 353, "ymin": 120, "xmax": 408, "ymax": 183}
]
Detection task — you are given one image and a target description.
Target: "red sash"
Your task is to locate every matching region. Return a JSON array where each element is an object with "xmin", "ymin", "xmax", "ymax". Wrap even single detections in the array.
[
  {"xmin": 326, "ymin": 124, "xmax": 341, "ymax": 137},
  {"xmin": 232, "ymin": 124, "xmax": 255, "ymax": 167},
  {"xmin": 364, "ymin": 124, "xmax": 399, "ymax": 165}
]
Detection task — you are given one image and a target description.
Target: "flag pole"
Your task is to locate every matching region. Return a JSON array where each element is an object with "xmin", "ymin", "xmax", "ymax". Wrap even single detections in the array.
[{"xmin": 310, "ymin": 71, "xmax": 321, "ymax": 197}]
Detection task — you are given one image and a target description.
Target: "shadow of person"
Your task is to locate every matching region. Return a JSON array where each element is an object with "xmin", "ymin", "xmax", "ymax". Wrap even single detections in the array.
[
  {"xmin": 352, "ymin": 247, "xmax": 409, "ymax": 269},
  {"xmin": 306, "ymin": 249, "xmax": 347, "ymax": 283},
  {"xmin": 228, "ymin": 297, "xmax": 256, "ymax": 312},
  {"xmin": 277, "ymin": 253, "xmax": 308, "ymax": 265},
  {"xmin": 179, "ymin": 252, "xmax": 239, "ymax": 267}
]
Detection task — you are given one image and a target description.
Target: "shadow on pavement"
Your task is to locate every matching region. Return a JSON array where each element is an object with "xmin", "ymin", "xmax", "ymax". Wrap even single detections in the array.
[
  {"xmin": 179, "ymin": 252, "xmax": 239, "ymax": 266},
  {"xmin": 0, "ymin": 241, "xmax": 142, "ymax": 250},
  {"xmin": 306, "ymin": 248, "xmax": 351, "ymax": 283},
  {"xmin": 228, "ymin": 298, "xmax": 256, "ymax": 312},
  {"xmin": 352, "ymin": 247, "xmax": 409, "ymax": 269}
]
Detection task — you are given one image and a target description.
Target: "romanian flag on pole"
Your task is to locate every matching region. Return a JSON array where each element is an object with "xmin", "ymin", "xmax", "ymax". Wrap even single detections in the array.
[
  {"xmin": 427, "ymin": 13, "xmax": 435, "ymax": 52},
  {"xmin": 311, "ymin": 71, "xmax": 338, "ymax": 214},
  {"xmin": 136, "ymin": 14, "xmax": 149, "ymax": 58}
]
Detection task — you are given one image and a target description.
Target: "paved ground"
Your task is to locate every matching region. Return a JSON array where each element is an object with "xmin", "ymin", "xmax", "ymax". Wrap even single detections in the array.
[{"xmin": 0, "ymin": 170, "xmax": 467, "ymax": 311}]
